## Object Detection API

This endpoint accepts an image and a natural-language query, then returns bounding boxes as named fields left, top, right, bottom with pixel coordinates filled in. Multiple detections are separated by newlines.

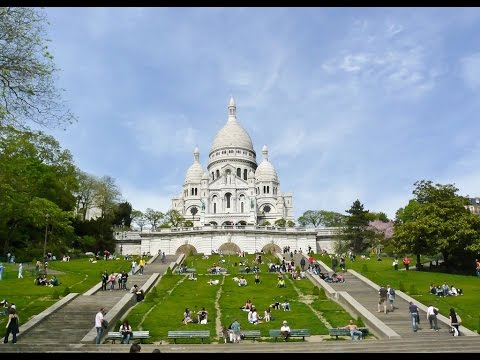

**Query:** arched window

left=237, top=168, right=241, bottom=177
left=195, top=188, right=198, bottom=196
left=225, top=193, right=231, bottom=208
left=263, top=186, right=266, bottom=193
left=241, top=202, right=244, bottom=213
left=244, top=169, right=247, bottom=180
left=267, top=186, right=270, bottom=194
left=216, top=169, right=220, bottom=178
left=211, top=172, right=214, bottom=180
left=214, top=203, right=217, bottom=214
left=191, top=188, right=194, bottom=195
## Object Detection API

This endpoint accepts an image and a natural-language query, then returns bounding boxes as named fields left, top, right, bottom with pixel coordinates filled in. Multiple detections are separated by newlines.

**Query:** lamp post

left=43, top=213, right=50, bottom=275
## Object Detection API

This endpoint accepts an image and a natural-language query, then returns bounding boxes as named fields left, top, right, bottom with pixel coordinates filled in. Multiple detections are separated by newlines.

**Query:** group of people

left=429, top=282, right=463, bottom=297
left=102, top=270, right=129, bottom=291
left=182, top=307, right=209, bottom=324
left=34, top=274, right=59, bottom=287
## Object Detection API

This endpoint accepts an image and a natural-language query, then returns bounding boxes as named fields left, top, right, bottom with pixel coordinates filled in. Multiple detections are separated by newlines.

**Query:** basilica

left=171, top=97, right=294, bottom=227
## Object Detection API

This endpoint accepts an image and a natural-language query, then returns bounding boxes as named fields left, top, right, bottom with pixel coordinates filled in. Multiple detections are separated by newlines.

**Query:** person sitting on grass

left=48, top=275, right=59, bottom=287
left=183, top=308, right=193, bottom=324
left=197, top=307, right=208, bottom=324
left=277, top=277, right=286, bottom=288
left=238, top=276, right=247, bottom=287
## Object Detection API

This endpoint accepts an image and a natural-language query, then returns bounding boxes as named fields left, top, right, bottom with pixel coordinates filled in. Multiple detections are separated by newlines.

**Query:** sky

left=43, top=7, right=480, bottom=221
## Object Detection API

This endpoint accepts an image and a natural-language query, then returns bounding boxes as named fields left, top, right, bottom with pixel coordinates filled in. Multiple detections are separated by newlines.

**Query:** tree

left=74, top=170, right=100, bottom=221
left=133, top=212, right=146, bottom=232
left=342, top=200, right=374, bottom=253
left=95, top=175, right=121, bottom=219
left=114, top=202, right=133, bottom=227
left=274, top=218, right=286, bottom=227
left=0, top=7, right=76, bottom=130
left=298, top=210, right=346, bottom=227
left=144, top=208, right=164, bottom=231
left=392, top=180, right=480, bottom=270
left=163, top=210, right=185, bottom=228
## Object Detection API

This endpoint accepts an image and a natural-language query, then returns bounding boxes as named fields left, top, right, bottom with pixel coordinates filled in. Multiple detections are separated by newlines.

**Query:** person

left=282, top=299, right=290, bottom=311
left=49, top=275, right=59, bottom=287
left=238, top=276, right=247, bottom=287
left=277, top=277, right=286, bottom=288
left=248, top=307, right=260, bottom=324
left=449, top=308, right=461, bottom=336
left=221, top=326, right=230, bottom=343
left=345, top=319, right=362, bottom=340
left=392, top=258, right=399, bottom=270
left=476, top=259, right=480, bottom=277
left=139, top=258, right=145, bottom=275
left=101, top=270, right=108, bottom=291
left=119, top=319, right=133, bottom=344
left=386, top=284, right=395, bottom=312
left=183, top=308, right=193, bottom=324
left=0, top=263, right=4, bottom=281
left=264, top=307, right=272, bottom=322
left=408, top=301, right=419, bottom=332
left=95, top=307, right=106, bottom=344
left=241, top=299, right=253, bottom=311
left=254, top=273, right=260, bottom=284
left=331, top=257, right=338, bottom=272
left=378, top=285, right=388, bottom=314
left=130, top=284, right=139, bottom=293
left=231, top=319, right=241, bottom=343
left=403, top=256, right=410, bottom=271
left=18, top=263, right=23, bottom=279
left=3, top=307, right=19, bottom=344
left=152, top=349, right=161, bottom=353
left=197, top=307, right=208, bottom=324
left=108, top=272, right=116, bottom=291
left=129, top=343, right=141, bottom=353
left=280, top=320, right=291, bottom=341
left=426, top=304, right=439, bottom=331
left=300, top=257, right=306, bottom=271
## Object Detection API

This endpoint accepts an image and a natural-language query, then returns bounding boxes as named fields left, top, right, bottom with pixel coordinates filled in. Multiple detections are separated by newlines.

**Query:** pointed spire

left=194, top=146, right=200, bottom=162
left=228, top=96, right=236, bottom=120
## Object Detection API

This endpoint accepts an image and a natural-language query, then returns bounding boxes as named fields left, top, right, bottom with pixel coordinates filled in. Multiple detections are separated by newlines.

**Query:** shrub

left=51, top=289, right=60, bottom=300
left=62, top=286, right=71, bottom=297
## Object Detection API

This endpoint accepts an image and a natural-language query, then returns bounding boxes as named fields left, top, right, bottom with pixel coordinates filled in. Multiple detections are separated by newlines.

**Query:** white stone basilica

left=171, top=97, right=294, bottom=226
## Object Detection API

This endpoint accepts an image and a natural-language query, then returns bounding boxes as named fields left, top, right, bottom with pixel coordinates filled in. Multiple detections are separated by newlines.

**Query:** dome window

left=243, top=169, right=247, bottom=180
left=264, top=205, right=271, bottom=213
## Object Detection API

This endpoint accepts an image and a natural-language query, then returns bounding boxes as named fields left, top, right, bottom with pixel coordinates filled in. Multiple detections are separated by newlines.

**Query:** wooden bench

left=241, top=330, right=261, bottom=342
left=269, top=329, right=310, bottom=341
left=167, top=330, right=210, bottom=344
left=106, top=330, right=150, bottom=344
left=328, top=327, right=369, bottom=340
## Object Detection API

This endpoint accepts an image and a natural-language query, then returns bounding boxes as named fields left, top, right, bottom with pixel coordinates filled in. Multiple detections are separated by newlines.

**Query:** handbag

left=101, top=319, right=109, bottom=329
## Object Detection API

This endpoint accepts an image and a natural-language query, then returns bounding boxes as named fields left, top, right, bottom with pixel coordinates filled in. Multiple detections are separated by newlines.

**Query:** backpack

left=389, top=288, right=395, bottom=296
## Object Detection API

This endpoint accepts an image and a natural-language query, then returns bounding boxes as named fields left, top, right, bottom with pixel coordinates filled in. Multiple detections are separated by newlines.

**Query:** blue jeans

left=121, top=333, right=131, bottom=344
left=95, top=327, right=103, bottom=344
left=411, top=313, right=418, bottom=331
left=350, top=329, right=362, bottom=340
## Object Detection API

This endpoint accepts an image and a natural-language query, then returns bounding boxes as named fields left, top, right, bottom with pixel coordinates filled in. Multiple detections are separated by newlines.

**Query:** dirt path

left=214, top=275, right=226, bottom=343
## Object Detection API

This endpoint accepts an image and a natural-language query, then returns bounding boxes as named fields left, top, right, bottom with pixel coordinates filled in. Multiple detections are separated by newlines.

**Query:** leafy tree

left=342, top=200, right=374, bottom=253
left=130, top=210, right=144, bottom=229
left=95, top=175, right=121, bottom=219
left=113, top=201, right=133, bottom=227
left=274, top=218, right=286, bottom=227
left=298, top=210, right=346, bottom=227
left=163, top=210, right=185, bottom=228
left=74, top=170, right=101, bottom=221
left=287, top=220, right=295, bottom=227
left=366, top=211, right=390, bottom=222
left=392, top=180, right=480, bottom=269
left=0, top=7, right=76, bottom=130
left=144, top=208, right=164, bottom=231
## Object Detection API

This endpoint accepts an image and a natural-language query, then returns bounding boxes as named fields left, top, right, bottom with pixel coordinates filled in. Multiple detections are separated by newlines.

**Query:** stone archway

left=175, top=244, right=198, bottom=256
left=262, top=243, right=281, bottom=254
left=218, top=242, right=241, bottom=254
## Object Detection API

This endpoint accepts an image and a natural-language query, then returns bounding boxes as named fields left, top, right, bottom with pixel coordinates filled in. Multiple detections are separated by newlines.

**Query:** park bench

left=106, top=330, right=150, bottom=344
left=167, top=330, right=210, bottom=344
left=241, top=329, right=261, bottom=342
left=328, top=327, right=369, bottom=340
left=269, top=329, right=311, bottom=341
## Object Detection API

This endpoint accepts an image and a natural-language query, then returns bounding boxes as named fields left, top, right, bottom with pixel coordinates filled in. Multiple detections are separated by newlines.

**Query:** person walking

left=17, top=263, right=23, bottom=279
left=300, top=257, right=306, bottom=271
left=386, top=285, right=396, bottom=312
left=378, top=285, right=388, bottom=314
left=408, top=301, right=419, bottom=332
left=231, top=319, right=241, bottom=343
left=426, top=304, right=439, bottom=331
left=403, top=256, right=410, bottom=271
left=449, top=308, right=461, bottom=336
left=101, top=270, right=108, bottom=291
left=3, top=308, right=19, bottom=344
left=345, top=319, right=363, bottom=340
left=95, top=307, right=106, bottom=344
left=0, top=263, right=4, bottom=281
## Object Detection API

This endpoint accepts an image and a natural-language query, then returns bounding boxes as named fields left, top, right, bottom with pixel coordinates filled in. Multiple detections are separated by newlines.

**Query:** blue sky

left=44, top=7, right=480, bottom=220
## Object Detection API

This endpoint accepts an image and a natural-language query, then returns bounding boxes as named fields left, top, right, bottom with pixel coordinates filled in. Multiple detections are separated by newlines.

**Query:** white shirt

left=95, top=311, right=104, bottom=328
left=426, top=305, right=438, bottom=317
left=280, top=325, right=290, bottom=332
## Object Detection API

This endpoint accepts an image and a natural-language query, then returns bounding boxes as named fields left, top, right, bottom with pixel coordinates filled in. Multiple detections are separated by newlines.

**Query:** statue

left=250, top=198, right=255, bottom=209
left=201, top=199, right=205, bottom=211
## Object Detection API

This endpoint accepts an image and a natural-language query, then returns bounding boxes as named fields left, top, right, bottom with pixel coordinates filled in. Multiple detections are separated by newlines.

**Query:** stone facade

left=171, top=97, right=293, bottom=226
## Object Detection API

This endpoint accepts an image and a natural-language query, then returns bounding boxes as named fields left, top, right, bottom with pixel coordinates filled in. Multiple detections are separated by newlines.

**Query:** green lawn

left=0, top=257, right=139, bottom=328
left=316, top=254, right=480, bottom=332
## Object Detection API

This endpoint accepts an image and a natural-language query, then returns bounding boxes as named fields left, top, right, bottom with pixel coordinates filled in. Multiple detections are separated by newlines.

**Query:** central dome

left=210, top=97, right=254, bottom=153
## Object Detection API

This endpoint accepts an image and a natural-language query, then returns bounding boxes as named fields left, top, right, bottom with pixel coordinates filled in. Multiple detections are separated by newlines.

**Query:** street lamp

left=43, top=213, right=50, bottom=275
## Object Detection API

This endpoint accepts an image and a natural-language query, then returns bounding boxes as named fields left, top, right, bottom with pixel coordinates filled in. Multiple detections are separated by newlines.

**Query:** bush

left=51, top=289, right=60, bottom=300
left=62, top=286, right=71, bottom=297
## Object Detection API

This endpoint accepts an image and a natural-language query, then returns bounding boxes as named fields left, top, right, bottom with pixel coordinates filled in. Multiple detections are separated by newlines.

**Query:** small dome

left=184, top=147, right=204, bottom=184
left=255, top=145, right=278, bottom=182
